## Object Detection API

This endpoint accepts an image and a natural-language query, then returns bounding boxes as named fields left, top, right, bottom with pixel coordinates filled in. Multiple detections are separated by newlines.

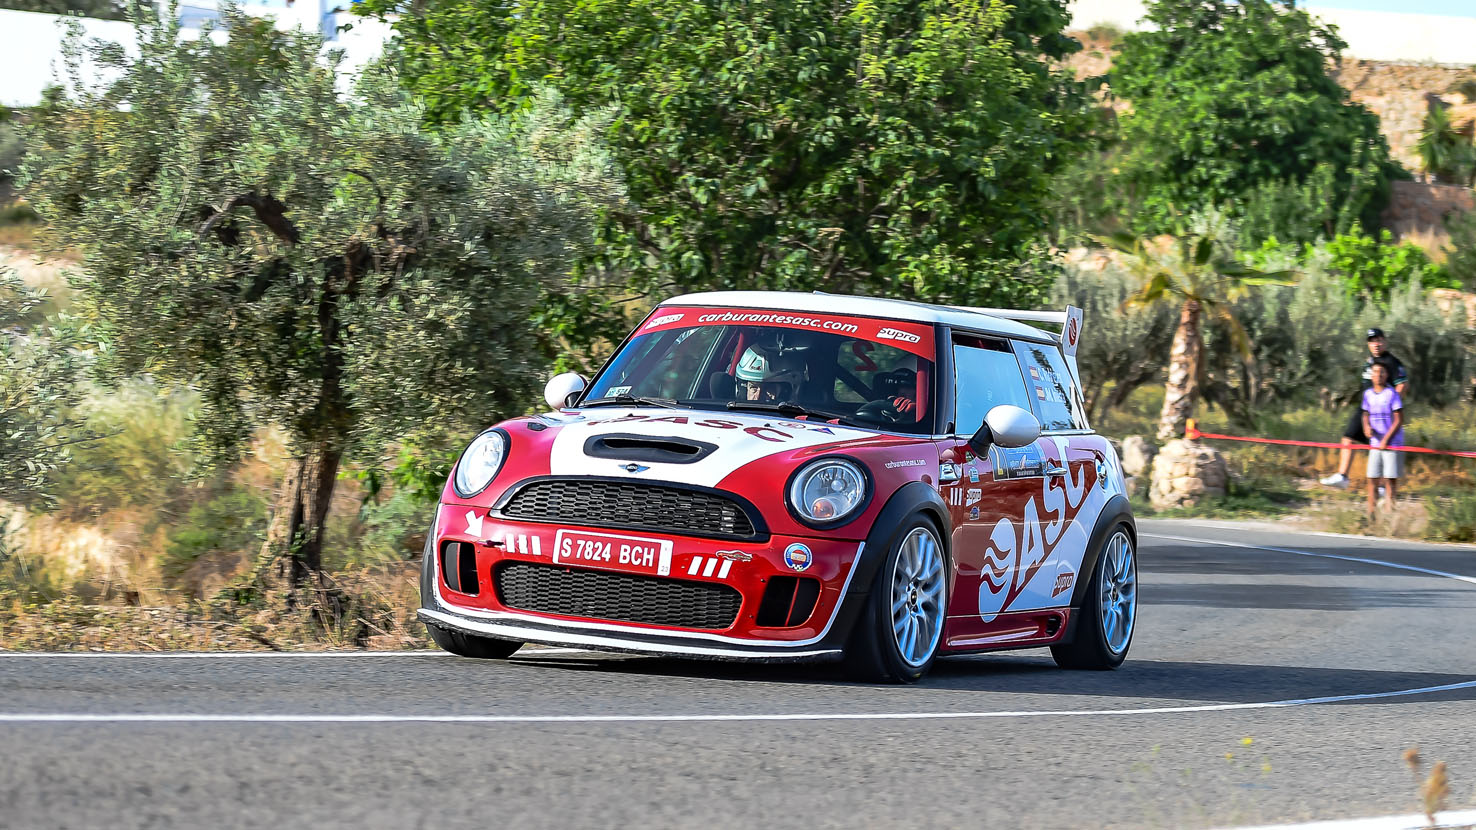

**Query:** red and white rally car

left=419, top=292, right=1137, bottom=682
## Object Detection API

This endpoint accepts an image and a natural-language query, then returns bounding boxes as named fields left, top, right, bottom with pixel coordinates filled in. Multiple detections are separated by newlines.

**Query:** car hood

left=537, top=407, right=889, bottom=488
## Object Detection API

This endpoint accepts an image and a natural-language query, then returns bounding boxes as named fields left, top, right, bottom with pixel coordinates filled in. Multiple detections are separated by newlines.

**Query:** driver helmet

left=735, top=345, right=806, bottom=402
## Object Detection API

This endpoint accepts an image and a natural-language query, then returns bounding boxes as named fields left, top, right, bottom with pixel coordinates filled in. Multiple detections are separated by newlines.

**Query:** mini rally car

left=419, top=292, right=1137, bottom=682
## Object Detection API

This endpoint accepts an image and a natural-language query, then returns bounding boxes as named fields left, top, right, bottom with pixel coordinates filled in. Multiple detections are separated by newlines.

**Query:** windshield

left=584, top=307, right=938, bottom=434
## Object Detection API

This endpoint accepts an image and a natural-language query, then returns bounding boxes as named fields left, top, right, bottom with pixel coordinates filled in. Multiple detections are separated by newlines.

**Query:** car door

left=1003, top=339, right=1101, bottom=613
left=937, top=333, right=1050, bottom=646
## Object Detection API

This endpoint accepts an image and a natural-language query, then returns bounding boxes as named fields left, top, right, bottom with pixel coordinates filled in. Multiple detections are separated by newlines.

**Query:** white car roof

left=663, top=290, right=1058, bottom=343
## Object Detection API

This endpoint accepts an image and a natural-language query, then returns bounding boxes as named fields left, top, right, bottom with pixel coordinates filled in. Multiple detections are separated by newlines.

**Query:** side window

left=1013, top=341, right=1087, bottom=431
left=951, top=335, right=1033, bottom=434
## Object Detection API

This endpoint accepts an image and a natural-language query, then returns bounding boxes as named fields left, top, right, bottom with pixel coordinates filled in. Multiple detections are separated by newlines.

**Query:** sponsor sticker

left=965, top=488, right=982, bottom=507
left=876, top=327, right=922, bottom=344
left=969, top=506, right=980, bottom=521
left=1053, top=571, right=1075, bottom=598
left=783, top=542, right=813, bottom=572
left=606, top=385, right=632, bottom=396
left=643, top=313, right=685, bottom=329
left=968, top=466, right=979, bottom=483
left=990, top=444, right=1046, bottom=480
left=884, top=459, right=927, bottom=469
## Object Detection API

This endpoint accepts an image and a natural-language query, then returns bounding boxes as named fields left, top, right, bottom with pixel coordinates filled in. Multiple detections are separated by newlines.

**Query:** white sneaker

left=1320, top=473, right=1350, bottom=489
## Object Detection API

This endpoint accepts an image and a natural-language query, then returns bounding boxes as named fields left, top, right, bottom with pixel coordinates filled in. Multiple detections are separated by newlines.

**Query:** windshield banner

left=638, top=306, right=936, bottom=359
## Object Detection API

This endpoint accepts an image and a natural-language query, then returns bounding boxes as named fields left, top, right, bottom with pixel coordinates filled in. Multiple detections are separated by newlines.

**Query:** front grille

left=494, top=562, right=742, bottom=630
left=499, top=478, right=760, bottom=539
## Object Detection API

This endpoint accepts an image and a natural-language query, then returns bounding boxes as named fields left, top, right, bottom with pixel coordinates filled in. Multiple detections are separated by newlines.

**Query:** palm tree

left=1097, top=228, right=1292, bottom=441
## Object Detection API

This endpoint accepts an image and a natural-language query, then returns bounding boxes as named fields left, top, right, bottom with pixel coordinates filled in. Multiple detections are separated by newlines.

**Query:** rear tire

left=1051, top=525, right=1136, bottom=670
left=427, top=624, right=523, bottom=659
left=843, top=517, right=948, bottom=683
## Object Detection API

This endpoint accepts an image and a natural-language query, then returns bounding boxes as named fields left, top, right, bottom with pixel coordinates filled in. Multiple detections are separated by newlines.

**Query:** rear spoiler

left=951, top=305, right=1083, bottom=358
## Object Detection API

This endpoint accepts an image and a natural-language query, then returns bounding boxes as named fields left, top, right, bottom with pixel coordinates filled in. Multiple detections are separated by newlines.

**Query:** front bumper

left=420, top=503, right=866, bottom=662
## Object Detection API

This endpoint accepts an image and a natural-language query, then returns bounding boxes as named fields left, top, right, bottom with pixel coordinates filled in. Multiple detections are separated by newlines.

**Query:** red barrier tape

left=1184, top=419, right=1476, bottom=460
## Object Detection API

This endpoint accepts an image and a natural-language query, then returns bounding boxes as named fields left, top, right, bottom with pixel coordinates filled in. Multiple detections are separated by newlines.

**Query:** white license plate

left=552, top=529, right=674, bottom=576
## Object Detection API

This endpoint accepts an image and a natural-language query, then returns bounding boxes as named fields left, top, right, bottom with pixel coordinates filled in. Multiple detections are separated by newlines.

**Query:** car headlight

left=788, top=458, right=869, bottom=526
left=453, top=430, right=508, bottom=498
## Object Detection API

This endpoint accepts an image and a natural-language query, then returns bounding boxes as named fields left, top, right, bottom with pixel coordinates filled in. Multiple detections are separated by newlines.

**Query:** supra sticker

left=1052, top=570, right=1075, bottom=598
left=783, top=543, right=813, bottom=572
left=876, top=327, right=921, bottom=343
left=643, top=313, right=684, bottom=329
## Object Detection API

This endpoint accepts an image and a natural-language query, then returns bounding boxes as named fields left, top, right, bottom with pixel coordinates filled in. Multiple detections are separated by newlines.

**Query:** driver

left=735, top=345, right=807, bottom=402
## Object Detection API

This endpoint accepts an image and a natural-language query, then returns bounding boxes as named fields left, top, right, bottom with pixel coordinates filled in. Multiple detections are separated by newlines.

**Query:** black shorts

left=1342, top=407, right=1368, bottom=444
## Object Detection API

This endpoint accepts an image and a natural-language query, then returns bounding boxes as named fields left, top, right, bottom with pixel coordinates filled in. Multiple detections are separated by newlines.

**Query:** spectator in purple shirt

left=1362, top=363, right=1404, bottom=515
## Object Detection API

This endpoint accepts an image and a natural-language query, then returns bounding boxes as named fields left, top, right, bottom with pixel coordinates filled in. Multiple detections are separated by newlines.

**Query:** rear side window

left=951, top=335, right=1033, bottom=434
left=1013, top=341, right=1087, bottom=431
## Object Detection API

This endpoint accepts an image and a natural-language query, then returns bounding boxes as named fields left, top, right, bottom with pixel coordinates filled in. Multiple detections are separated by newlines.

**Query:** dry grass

left=0, top=563, right=430, bottom=652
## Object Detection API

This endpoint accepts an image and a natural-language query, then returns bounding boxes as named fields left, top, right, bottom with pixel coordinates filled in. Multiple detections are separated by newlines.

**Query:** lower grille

left=494, top=562, right=742, bottom=630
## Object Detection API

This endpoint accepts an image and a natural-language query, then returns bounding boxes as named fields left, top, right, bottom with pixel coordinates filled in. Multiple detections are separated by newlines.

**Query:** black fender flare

left=1061, top=494, right=1136, bottom=641
left=822, top=481, right=953, bottom=647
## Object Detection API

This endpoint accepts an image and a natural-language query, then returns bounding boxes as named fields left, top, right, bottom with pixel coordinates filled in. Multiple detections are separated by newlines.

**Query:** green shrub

left=1447, top=209, right=1476, bottom=290
left=1202, top=259, right=1361, bottom=420
left=1323, top=226, right=1456, bottom=301
left=1373, top=280, right=1473, bottom=408
left=1428, top=490, right=1476, bottom=543
left=53, top=380, right=200, bottom=521
left=161, top=486, right=267, bottom=590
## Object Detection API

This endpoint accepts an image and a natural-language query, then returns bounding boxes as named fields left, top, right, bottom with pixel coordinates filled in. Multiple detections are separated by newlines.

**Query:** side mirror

left=544, top=372, right=587, bottom=410
left=967, top=404, right=1041, bottom=455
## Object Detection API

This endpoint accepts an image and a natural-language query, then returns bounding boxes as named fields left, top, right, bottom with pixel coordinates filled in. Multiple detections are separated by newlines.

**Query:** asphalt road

left=2, top=519, right=1474, bottom=830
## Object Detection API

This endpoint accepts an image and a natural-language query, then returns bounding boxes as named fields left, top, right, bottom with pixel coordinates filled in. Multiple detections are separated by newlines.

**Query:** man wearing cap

left=1320, top=328, right=1409, bottom=488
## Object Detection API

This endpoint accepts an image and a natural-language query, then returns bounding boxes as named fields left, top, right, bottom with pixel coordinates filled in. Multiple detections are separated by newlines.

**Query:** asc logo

left=876, top=327, right=921, bottom=343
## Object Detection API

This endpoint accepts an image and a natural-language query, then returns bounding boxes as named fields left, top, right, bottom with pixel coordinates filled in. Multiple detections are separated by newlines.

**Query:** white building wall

left=1068, top=0, right=1476, bottom=66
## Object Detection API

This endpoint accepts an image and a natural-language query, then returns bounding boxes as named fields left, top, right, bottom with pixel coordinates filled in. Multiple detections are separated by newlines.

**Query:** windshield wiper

left=582, top=394, right=685, bottom=409
left=726, top=400, right=856, bottom=425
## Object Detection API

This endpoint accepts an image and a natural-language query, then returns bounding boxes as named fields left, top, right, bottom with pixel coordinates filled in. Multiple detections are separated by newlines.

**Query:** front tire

left=427, top=624, right=523, bottom=659
left=844, top=517, right=948, bottom=683
left=1051, top=525, right=1136, bottom=670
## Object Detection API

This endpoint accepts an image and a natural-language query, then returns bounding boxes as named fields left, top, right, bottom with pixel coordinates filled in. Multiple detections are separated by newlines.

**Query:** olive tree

left=21, top=13, right=621, bottom=588
left=0, top=271, right=82, bottom=508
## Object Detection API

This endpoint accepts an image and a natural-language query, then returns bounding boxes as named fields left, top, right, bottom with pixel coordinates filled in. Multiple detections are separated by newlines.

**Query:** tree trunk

left=1157, top=299, right=1202, bottom=441
left=258, top=440, right=343, bottom=590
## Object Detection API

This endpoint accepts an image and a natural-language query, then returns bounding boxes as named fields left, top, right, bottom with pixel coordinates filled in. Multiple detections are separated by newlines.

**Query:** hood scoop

left=583, top=434, right=719, bottom=465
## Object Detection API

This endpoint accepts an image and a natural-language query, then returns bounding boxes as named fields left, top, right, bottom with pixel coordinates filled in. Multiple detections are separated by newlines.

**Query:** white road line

left=1141, top=533, right=1476, bottom=587
left=1218, top=808, right=1476, bottom=830
left=0, top=648, right=592, bottom=659
left=2, top=533, right=1473, bottom=726
left=2, top=677, right=1474, bottom=724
